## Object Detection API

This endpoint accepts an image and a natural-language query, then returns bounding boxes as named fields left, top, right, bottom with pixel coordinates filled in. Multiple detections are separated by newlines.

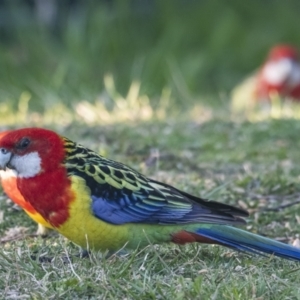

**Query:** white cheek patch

left=10, top=152, right=42, bottom=178
left=263, top=59, right=294, bottom=85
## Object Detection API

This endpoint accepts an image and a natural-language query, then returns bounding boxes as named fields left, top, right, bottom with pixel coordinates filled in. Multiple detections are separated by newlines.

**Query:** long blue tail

left=195, top=225, right=300, bottom=261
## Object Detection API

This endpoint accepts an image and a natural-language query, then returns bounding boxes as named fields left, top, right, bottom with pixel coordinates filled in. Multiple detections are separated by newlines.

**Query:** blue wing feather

left=90, top=180, right=246, bottom=225
left=64, top=139, right=248, bottom=226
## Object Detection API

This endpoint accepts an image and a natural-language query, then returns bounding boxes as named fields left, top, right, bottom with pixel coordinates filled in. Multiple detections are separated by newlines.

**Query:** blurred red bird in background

left=232, top=44, right=300, bottom=110
left=256, top=45, right=300, bottom=100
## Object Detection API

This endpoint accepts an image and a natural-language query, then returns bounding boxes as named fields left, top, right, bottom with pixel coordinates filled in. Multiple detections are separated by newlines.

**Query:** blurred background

left=0, top=0, right=299, bottom=119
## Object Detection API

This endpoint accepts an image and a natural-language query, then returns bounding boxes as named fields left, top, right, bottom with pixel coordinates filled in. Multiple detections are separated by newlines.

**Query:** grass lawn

left=1, top=101, right=300, bottom=299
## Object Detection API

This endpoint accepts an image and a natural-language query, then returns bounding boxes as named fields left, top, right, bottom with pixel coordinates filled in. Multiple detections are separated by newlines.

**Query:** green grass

left=1, top=240, right=300, bottom=299
left=1, top=1, right=300, bottom=298
left=1, top=109, right=300, bottom=299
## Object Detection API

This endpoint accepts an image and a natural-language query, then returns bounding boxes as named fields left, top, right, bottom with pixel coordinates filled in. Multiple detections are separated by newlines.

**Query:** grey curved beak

left=0, top=148, right=12, bottom=170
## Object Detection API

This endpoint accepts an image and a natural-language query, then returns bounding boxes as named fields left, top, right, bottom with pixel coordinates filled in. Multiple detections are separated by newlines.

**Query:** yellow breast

left=56, top=176, right=130, bottom=251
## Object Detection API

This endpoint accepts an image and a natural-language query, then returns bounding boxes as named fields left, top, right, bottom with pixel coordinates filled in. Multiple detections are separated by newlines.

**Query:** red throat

left=16, top=166, right=75, bottom=228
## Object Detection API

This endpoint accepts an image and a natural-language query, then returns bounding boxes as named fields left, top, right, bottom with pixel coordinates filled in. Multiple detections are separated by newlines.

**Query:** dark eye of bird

left=17, top=137, right=31, bottom=150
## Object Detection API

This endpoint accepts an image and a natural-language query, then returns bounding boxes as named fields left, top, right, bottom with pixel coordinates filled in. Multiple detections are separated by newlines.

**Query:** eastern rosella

left=0, top=131, right=51, bottom=236
left=232, top=44, right=300, bottom=109
left=0, top=128, right=299, bottom=261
